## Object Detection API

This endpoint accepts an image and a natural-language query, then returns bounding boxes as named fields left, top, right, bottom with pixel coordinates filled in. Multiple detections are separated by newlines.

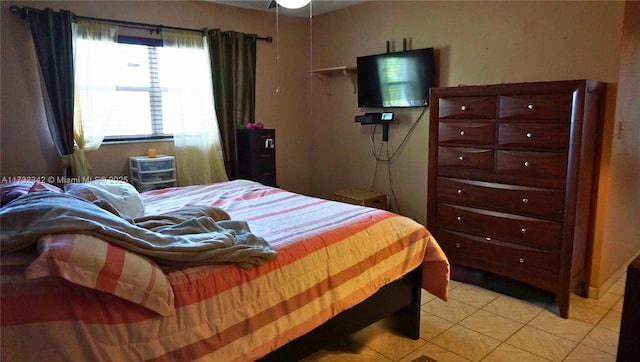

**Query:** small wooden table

left=333, top=188, right=387, bottom=210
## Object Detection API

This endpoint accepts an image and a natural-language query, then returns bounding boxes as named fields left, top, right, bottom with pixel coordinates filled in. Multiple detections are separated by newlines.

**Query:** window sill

left=102, top=138, right=174, bottom=145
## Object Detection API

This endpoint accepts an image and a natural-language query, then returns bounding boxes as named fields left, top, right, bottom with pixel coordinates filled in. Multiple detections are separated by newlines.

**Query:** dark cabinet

left=427, top=80, right=606, bottom=318
left=237, top=129, right=276, bottom=187
left=617, top=256, right=640, bottom=360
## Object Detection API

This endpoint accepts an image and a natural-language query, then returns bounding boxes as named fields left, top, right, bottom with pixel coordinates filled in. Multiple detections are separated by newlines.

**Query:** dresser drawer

left=243, top=130, right=276, bottom=151
left=496, top=150, right=567, bottom=181
left=439, top=121, right=495, bottom=146
left=438, top=147, right=494, bottom=171
left=437, top=229, right=559, bottom=291
left=132, top=169, right=176, bottom=183
left=247, top=149, right=276, bottom=162
left=439, top=97, right=496, bottom=119
left=499, top=94, right=572, bottom=120
left=250, top=171, right=276, bottom=186
left=437, top=177, right=565, bottom=220
left=249, top=153, right=275, bottom=170
left=498, top=123, right=570, bottom=151
left=437, top=203, right=562, bottom=249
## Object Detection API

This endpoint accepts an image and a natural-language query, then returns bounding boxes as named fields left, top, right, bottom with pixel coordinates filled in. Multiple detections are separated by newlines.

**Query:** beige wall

left=310, top=0, right=624, bottom=216
left=590, top=0, right=640, bottom=294
left=2, top=0, right=638, bottom=294
left=1, top=0, right=313, bottom=194
left=309, top=0, right=637, bottom=292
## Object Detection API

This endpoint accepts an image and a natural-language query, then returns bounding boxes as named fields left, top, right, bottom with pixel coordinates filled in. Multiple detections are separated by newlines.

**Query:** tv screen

left=357, top=48, right=434, bottom=108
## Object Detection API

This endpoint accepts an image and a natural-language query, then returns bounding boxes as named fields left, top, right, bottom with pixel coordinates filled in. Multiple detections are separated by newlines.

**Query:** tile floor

left=303, top=273, right=626, bottom=362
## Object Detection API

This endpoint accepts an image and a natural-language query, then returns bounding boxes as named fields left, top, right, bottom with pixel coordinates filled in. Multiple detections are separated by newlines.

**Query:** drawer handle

left=460, top=105, right=467, bottom=111
left=455, top=243, right=461, bottom=248
left=521, top=227, right=527, bottom=234
left=460, top=130, right=466, bottom=136
left=519, top=257, right=525, bottom=263
left=456, top=216, right=463, bottom=222
left=522, top=198, right=529, bottom=204
left=524, top=161, right=530, bottom=167
left=526, top=132, right=533, bottom=138
left=457, top=189, right=463, bottom=195
left=458, top=156, right=464, bottom=161
left=527, top=104, right=534, bottom=110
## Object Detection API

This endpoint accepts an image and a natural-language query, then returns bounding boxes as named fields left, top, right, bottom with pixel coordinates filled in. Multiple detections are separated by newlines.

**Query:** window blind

left=102, top=41, right=170, bottom=141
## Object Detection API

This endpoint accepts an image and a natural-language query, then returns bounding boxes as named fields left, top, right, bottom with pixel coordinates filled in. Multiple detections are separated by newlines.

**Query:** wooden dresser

left=427, top=80, right=606, bottom=318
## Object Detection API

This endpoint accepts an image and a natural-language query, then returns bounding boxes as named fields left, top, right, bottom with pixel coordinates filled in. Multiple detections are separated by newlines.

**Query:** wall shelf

left=310, top=66, right=356, bottom=94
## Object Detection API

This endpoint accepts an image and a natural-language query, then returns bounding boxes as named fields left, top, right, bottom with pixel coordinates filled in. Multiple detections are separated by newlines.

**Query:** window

left=102, top=40, right=164, bottom=140
left=75, top=35, right=212, bottom=142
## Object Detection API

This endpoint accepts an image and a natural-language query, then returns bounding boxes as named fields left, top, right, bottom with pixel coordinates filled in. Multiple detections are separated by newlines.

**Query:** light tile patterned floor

left=302, top=274, right=625, bottom=362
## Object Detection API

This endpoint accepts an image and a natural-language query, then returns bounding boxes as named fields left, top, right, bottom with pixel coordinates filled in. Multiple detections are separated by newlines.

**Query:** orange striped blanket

left=1, top=180, right=449, bottom=361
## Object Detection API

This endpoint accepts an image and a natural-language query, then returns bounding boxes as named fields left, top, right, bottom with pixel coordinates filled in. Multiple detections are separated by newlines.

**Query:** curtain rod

left=9, top=5, right=273, bottom=43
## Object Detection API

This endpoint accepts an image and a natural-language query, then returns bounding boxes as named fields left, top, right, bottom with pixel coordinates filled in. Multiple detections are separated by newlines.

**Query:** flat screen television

left=357, top=48, right=434, bottom=108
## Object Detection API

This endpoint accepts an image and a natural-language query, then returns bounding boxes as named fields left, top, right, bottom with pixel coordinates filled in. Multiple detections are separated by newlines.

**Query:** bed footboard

left=258, top=266, right=422, bottom=361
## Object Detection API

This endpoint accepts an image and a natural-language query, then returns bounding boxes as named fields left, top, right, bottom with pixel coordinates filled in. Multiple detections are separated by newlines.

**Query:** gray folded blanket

left=0, top=192, right=277, bottom=269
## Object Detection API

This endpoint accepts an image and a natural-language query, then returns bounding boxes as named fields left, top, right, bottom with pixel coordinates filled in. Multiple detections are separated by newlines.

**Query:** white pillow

left=65, top=180, right=145, bottom=219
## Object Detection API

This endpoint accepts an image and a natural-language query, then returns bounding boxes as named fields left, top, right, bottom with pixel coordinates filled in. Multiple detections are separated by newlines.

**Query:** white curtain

left=72, top=20, right=118, bottom=177
left=160, top=29, right=228, bottom=186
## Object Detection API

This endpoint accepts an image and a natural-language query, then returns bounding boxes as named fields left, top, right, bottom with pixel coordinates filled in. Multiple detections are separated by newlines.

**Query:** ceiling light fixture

left=275, top=0, right=311, bottom=9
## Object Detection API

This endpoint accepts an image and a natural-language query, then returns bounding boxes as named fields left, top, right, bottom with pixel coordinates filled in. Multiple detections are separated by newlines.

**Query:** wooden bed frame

left=259, top=266, right=422, bottom=361
left=2, top=179, right=436, bottom=361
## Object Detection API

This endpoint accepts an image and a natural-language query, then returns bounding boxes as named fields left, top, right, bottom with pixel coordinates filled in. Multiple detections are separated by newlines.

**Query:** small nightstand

left=237, top=129, right=276, bottom=186
left=333, top=188, right=387, bottom=210
left=129, top=155, right=177, bottom=192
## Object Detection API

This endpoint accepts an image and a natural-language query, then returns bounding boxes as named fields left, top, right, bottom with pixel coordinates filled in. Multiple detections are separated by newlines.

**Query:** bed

left=1, top=179, right=449, bottom=361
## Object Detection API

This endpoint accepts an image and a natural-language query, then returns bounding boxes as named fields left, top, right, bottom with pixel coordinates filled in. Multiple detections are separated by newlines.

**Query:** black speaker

left=355, top=114, right=379, bottom=124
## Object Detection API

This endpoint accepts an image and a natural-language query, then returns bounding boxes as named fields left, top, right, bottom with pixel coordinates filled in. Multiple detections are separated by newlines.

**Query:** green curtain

left=24, top=8, right=76, bottom=176
left=207, top=29, right=257, bottom=180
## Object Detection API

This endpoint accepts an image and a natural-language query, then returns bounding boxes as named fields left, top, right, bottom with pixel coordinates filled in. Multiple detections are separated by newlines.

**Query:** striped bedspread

left=1, top=180, right=449, bottom=361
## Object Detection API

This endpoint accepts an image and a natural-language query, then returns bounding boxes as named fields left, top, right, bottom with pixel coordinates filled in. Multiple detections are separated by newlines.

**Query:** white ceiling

left=207, top=0, right=368, bottom=18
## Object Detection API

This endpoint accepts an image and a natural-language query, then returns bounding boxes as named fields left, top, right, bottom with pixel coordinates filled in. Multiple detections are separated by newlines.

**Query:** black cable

left=372, top=106, right=428, bottom=164
left=368, top=106, right=428, bottom=214
left=385, top=140, right=401, bottom=214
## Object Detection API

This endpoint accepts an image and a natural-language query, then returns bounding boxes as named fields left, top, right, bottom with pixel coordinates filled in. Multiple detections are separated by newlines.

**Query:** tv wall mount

left=354, top=38, right=414, bottom=142
left=355, top=112, right=393, bottom=141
